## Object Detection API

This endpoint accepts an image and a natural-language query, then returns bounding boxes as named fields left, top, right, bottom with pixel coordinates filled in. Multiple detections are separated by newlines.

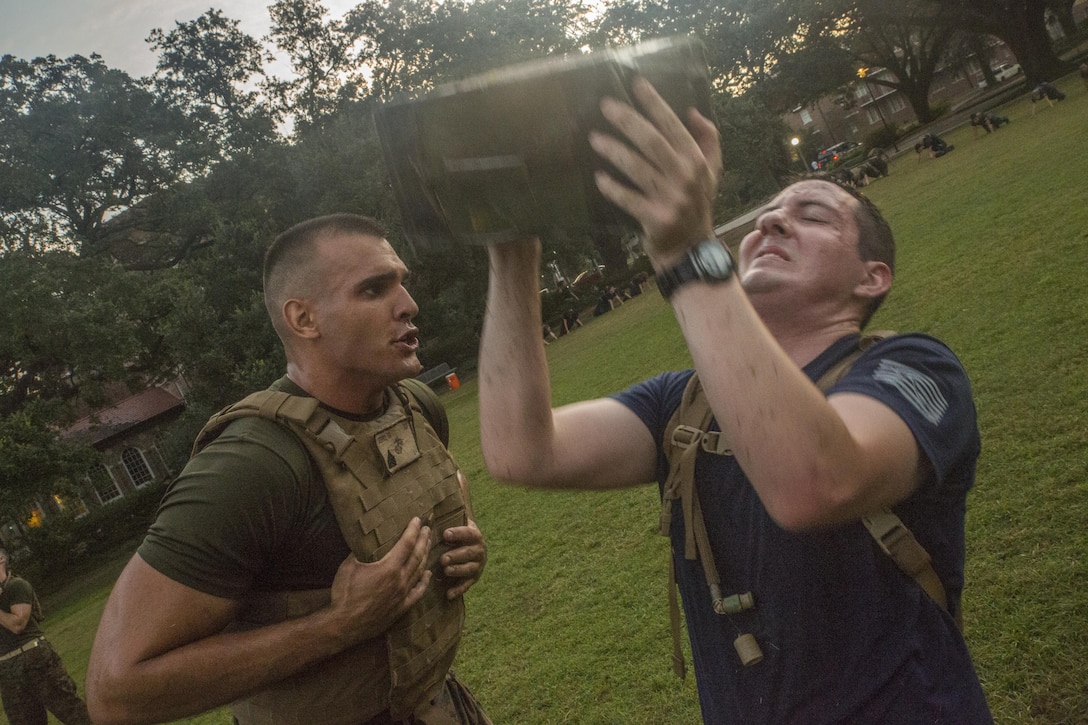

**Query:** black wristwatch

left=655, top=239, right=735, bottom=299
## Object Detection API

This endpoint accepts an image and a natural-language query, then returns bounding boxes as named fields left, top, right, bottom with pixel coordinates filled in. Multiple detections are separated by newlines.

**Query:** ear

left=854, top=260, right=892, bottom=302
left=282, top=298, right=320, bottom=340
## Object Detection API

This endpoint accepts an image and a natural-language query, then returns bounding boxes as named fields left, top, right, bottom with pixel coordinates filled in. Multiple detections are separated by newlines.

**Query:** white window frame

left=122, top=447, right=155, bottom=488
left=89, top=464, right=124, bottom=505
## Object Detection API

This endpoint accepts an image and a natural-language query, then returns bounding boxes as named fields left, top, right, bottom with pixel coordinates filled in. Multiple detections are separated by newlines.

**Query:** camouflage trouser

left=0, top=640, right=91, bottom=725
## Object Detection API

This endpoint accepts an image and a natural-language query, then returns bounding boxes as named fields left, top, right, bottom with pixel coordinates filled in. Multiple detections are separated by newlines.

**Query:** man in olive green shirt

left=0, top=548, right=91, bottom=725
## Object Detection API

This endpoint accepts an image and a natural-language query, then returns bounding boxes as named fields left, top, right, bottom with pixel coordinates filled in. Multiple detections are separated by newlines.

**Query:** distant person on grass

left=87, top=215, right=490, bottom=725
left=1030, top=81, right=1066, bottom=114
left=0, top=548, right=91, bottom=725
left=970, top=111, right=1010, bottom=137
left=478, top=77, right=991, bottom=722
left=562, top=307, right=583, bottom=334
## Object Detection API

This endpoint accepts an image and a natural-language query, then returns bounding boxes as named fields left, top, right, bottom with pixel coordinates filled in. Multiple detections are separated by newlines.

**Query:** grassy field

left=15, top=73, right=1088, bottom=724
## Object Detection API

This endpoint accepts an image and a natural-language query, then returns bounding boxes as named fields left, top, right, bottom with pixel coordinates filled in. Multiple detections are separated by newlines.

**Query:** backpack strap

left=659, top=332, right=958, bottom=675
left=661, top=374, right=759, bottom=676
left=810, top=332, right=956, bottom=627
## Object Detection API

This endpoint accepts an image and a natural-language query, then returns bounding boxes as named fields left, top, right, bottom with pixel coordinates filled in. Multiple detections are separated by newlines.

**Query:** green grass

left=14, top=74, right=1088, bottom=724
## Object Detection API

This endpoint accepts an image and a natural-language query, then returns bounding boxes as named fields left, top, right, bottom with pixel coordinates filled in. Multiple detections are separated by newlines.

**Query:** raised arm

left=87, top=519, right=433, bottom=725
left=478, top=240, right=657, bottom=490
left=591, top=78, right=922, bottom=531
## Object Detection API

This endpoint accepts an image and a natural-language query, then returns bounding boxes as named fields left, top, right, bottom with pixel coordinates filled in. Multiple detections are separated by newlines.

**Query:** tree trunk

left=901, top=83, right=935, bottom=123
left=970, top=35, right=998, bottom=87
left=592, top=230, right=629, bottom=277
left=1000, top=17, right=1068, bottom=82
left=989, top=0, right=1069, bottom=83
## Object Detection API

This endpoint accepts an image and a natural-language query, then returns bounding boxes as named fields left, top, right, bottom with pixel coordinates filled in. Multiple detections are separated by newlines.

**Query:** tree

left=927, top=0, right=1068, bottom=83
left=264, top=0, right=365, bottom=129
left=0, top=54, right=212, bottom=256
left=345, top=0, right=591, bottom=100
left=845, top=2, right=958, bottom=124
left=0, top=248, right=156, bottom=519
left=147, top=9, right=279, bottom=154
left=0, top=403, right=98, bottom=531
left=345, top=0, right=468, bottom=99
left=0, top=249, right=154, bottom=416
left=753, top=40, right=858, bottom=114
left=715, top=94, right=792, bottom=212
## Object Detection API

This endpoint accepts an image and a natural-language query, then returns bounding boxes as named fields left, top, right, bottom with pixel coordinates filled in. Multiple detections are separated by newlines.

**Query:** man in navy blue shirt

left=478, top=77, right=991, bottom=722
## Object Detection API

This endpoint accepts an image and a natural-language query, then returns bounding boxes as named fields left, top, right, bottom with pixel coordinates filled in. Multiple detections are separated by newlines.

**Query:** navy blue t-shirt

left=614, top=334, right=992, bottom=724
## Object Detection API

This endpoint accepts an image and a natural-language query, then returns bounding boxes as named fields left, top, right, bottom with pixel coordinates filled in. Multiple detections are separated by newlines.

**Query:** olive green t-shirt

left=138, top=378, right=350, bottom=599
left=0, top=576, right=43, bottom=653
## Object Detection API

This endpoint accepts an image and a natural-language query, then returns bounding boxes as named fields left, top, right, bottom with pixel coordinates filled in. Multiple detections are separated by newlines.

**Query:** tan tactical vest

left=194, top=383, right=466, bottom=724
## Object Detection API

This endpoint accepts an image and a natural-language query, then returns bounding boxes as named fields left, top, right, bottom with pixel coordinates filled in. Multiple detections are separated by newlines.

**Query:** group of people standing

left=3, top=59, right=1009, bottom=725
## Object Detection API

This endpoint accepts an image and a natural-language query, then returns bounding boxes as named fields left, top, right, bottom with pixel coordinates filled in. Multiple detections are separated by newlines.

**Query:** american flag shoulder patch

left=872, top=359, right=948, bottom=425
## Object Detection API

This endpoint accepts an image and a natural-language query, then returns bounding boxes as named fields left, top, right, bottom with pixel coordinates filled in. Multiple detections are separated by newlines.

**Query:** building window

left=866, top=107, right=882, bottom=125
left=53, top=493, right=89, bottom=518
left=122, top=447, right=155, bottom=487
left=800, top=109, right=812, bottom=125
left=887, top=95, right=907, bottom=113
left=854, top=85, right=869, bottom=100
left=89, top=464, right=123, bottom=504
left=26, top=506, right=44, bottom=528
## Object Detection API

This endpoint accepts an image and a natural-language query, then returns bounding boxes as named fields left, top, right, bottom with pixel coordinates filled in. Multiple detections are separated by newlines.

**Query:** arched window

left=122, top=447, right=155, bottom=487
left=89, top=464, right=123, bottom=504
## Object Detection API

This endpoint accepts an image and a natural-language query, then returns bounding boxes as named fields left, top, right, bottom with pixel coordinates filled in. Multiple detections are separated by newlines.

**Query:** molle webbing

left=196, top=383, right=466, bottom=722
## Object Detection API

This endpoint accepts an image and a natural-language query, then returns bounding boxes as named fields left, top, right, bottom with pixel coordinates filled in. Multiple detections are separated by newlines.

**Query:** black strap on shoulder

left=659, top=331, right=959, bottom=675
left=399, top=377, right=450, bottom=449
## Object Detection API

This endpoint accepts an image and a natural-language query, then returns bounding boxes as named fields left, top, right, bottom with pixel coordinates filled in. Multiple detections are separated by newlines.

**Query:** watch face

left=696, top=242, right=734, bottom=279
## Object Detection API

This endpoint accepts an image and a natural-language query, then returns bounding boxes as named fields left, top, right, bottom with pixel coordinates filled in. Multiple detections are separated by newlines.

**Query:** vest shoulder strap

left=194, top=381, right=450, bottom=457
left=397, top=378, right=450, bottom=449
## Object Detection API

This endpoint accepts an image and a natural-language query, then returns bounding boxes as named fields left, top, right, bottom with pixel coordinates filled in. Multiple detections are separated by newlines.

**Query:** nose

left=396, top=284, right=420, bottom=321
left=756, top=207, right=790, bottom=238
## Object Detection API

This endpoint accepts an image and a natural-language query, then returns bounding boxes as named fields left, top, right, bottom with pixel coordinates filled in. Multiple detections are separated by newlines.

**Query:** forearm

left=669, top=282, right=870, bottom=528
left=0, top=607, right=29, bottom=634
left=89, top=606, right=349, bottom=724
left=478, top=240, right=560, bottom=483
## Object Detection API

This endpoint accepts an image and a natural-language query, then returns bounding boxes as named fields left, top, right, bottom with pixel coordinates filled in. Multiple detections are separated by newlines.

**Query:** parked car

left=991, top=63, right=1022, bottom=82
left=815, top=141, right=859, bottom=169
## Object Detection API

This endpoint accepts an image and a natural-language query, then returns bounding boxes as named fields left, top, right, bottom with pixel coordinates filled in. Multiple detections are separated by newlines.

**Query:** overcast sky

left=0, top=0, right=359, bottom=78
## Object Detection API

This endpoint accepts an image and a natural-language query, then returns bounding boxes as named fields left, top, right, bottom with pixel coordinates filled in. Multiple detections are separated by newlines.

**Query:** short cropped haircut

left=263, top=214, right=388, bottom=337
left=811, top=176, right=896, bottom=328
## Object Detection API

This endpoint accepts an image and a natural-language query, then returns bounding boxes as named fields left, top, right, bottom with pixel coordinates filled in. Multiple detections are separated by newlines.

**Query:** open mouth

left=755, top=245, right=790, bottom=262
left=396, top=329, right=420, bottom=349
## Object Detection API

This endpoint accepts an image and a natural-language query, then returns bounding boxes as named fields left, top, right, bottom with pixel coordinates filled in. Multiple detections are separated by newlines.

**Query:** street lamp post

left=790, top=136, right=806, bottom=172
